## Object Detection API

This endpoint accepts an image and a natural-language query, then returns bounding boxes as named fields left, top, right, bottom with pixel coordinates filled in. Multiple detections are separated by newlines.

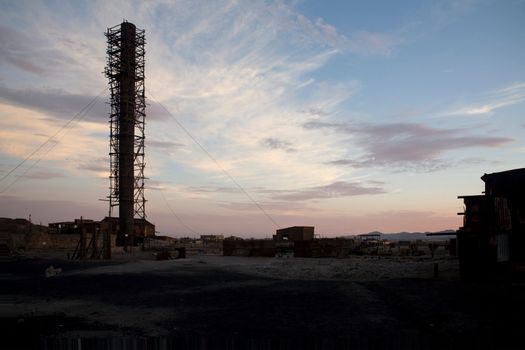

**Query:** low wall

left=223, top=240, right=275, bottom=257
left=21, top=232, right=119, bottom=251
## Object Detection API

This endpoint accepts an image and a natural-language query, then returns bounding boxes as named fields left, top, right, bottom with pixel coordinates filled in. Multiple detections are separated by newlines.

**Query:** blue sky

left=0, top=0, right=524, bottom=237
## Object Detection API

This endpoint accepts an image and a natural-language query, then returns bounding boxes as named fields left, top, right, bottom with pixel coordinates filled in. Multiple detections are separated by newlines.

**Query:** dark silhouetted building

left=458, top=168, right=525, bottom=280
left=273, top=226, right=314, bottom=242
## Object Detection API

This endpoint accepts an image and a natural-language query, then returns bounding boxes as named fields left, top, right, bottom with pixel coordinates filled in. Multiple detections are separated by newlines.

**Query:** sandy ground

left=1, top=253, right=524, bottom=349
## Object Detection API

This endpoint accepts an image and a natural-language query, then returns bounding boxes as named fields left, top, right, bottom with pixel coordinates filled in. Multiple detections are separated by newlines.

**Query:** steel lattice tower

left=105, top=21, right=146, bottom=246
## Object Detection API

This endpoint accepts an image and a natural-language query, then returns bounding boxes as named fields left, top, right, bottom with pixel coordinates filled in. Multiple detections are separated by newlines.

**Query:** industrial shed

left=273, top=226, right=314, bottom=242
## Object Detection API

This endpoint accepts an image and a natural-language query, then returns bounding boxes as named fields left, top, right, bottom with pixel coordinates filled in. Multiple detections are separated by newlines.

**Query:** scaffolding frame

left=104, top=22, right=147, bottom=223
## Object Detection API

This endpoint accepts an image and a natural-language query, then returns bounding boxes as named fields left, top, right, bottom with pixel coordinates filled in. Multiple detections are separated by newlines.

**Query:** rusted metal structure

left=105, top=21, right=147, bottom=247
left=457, top=168, right=525, bottom=280
left=61, top=217, right=109, bottom=260
left=48, top=216, right=153, bottom=259
left=49, top=219, right=96, bottom=234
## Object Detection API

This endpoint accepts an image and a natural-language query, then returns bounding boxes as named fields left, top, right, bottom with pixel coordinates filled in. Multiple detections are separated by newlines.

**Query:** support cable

left=147, top=92, right=280, bottom=229
left=0, top=88, right=106, bottom=193
left=154, top=180, right=200, bottom=235
left=146, top=158, right=200, bottom=235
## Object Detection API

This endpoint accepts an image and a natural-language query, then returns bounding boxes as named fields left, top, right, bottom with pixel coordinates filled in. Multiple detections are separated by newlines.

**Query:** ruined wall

left=22, top=232, right=118, bottom=250
left=223, top=239, right=276, bottom=257
left=294, top=239, right=356, bottom=258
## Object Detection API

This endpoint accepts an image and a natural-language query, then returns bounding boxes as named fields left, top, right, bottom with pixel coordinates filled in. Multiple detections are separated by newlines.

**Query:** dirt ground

left=1, top=253, right=524, bottom=349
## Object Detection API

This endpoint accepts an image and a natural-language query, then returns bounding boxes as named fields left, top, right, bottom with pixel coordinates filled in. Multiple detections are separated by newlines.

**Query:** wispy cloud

left=443, top=82, right=525, bottom=116
left=0, top=103, right=107, bottom=170
left=183, top=180, right=385, bottom=203
left=0, top=25, right=63, bottom=75
left=267, top=181, right=386, bottom=201
left=0, top=85, right=106, bottom=123
left=148, top=140, right=184, bottom=155
left=280, top=7, right=402, bottom=56
left=17, top=170, right=65, bottom=180
left=186, top=185, right=243, bottom=194
left=259, top=137, right=296, bottom=152
left=346, top=31, right=402, bottom=56
left=146, top=180, right=174, bottom=192
left=0, top=16, right=106, bottom=92
left=218, top=200, right=311, bottom=213
left=0, top=85, right=173, bottom=124
left=305, top=121, right=512, bottom=171
left=302, top=107, right=330, bottom=116
left=76, top=157, right=108, bottom=173
left=328, top=158, right=452, bottom=173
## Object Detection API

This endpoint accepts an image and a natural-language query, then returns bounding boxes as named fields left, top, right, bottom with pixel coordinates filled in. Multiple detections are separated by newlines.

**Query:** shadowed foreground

left=1, top=255, right=523, bottom=349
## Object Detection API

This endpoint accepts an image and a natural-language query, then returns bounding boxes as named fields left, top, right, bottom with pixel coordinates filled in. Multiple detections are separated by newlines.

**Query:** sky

left=0, top=0, right=524, bottom=237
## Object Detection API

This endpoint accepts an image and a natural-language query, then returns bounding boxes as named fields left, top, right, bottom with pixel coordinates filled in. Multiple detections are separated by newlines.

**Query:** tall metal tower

left=105, top=21, right=146, bottom=246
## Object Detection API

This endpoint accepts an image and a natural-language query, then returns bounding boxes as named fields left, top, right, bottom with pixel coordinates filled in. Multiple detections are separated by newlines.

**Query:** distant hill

left=341, top=229, right=456, bottom=241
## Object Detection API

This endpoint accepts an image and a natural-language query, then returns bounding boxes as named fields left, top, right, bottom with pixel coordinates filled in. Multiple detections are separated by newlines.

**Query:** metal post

left=79, top=217, right=86, bottom=259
